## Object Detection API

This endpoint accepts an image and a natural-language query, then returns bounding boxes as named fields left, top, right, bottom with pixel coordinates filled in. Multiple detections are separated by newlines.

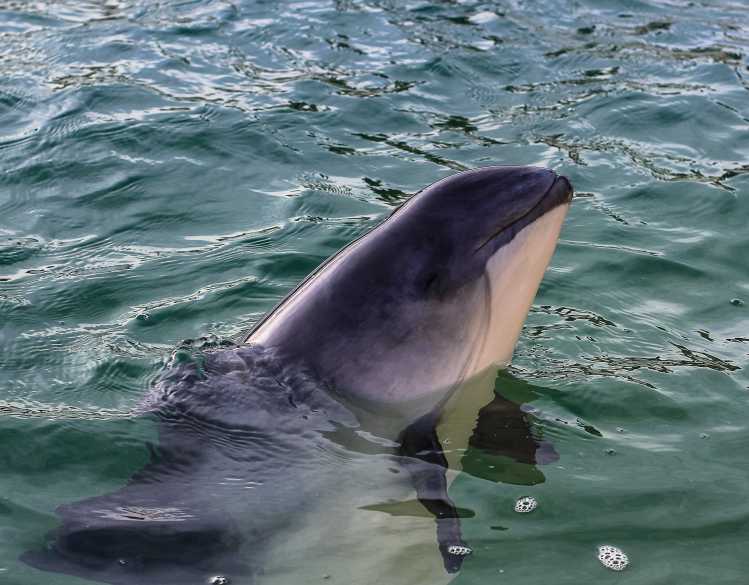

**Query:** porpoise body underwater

left=22, top=165, right=573, bottom=585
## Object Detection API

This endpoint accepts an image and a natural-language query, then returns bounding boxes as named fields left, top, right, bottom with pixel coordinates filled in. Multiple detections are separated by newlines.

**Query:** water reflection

left=459, top=372, right=558, bottom=487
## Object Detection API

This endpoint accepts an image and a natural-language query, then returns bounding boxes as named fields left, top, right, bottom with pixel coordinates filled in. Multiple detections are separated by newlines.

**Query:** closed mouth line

left=474, top=177, right=571, bottom=253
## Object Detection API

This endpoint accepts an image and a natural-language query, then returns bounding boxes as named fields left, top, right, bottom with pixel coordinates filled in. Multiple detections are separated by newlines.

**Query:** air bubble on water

left=447, top=545, right=472, bottom=556
left=514, top=496, right=537, bottom=513
left=597, top=545, right=629, bottom=571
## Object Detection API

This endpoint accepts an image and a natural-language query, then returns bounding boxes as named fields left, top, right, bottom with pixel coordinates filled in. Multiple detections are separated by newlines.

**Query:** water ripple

left=2, top=0, right=749, bottom=581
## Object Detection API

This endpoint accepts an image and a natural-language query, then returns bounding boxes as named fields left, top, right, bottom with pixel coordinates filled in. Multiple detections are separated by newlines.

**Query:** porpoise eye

left=423, top=272, right=440, bottom=294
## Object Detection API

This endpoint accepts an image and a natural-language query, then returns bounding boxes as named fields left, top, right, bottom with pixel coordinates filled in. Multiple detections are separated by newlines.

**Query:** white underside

left=470, top=204, right=570, bottom=376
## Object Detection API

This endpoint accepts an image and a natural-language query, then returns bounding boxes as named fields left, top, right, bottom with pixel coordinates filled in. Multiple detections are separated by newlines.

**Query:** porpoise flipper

left=398, top=412, right=470, bottom=573
left=21, top=432, right=254, bottom=585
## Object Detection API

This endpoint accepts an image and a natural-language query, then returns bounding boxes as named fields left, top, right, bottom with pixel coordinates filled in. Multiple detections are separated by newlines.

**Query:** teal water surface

left=1, top=0, right=748, bottom=583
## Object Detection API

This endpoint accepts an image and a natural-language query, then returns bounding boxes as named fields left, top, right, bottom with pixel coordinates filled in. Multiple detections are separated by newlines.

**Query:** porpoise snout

left=548, top=172, right=574, bottom=204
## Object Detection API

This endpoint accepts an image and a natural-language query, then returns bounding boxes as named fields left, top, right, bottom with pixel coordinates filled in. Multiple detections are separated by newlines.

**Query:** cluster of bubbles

left=514, top=496, right=538, bottom=513
left=597, top=545, right=629, bottom=571
left=447, top=545, right=473, bottom=556
left=512, top=498, right=629, bottom=571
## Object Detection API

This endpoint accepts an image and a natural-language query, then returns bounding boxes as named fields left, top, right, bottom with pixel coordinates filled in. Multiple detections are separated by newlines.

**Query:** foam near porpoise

left=597, top=545, right=629, bottom=571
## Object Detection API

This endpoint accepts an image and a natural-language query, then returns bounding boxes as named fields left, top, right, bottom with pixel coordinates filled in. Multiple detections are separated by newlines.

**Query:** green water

left=1, top=0, right=748, bottom=583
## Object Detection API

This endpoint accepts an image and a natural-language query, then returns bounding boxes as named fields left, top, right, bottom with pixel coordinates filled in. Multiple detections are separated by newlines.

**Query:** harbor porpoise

left=22, top=165, right=573, bottom=584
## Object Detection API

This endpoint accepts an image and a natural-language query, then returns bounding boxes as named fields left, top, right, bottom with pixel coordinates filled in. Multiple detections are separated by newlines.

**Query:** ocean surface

left=1, top=0, right=748, bottom=583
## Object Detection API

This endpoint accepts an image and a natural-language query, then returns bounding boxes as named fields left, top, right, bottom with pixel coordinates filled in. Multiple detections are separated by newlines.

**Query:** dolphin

left=21, top=165, right=572, bottom=584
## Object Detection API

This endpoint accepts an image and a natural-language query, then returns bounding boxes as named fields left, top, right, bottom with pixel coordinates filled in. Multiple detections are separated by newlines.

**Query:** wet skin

left=22, top=166, right=573, bottom=584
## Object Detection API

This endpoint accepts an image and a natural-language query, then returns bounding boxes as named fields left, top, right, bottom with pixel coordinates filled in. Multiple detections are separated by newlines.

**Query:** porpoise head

left=248, top=165, right=573, bottom=417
